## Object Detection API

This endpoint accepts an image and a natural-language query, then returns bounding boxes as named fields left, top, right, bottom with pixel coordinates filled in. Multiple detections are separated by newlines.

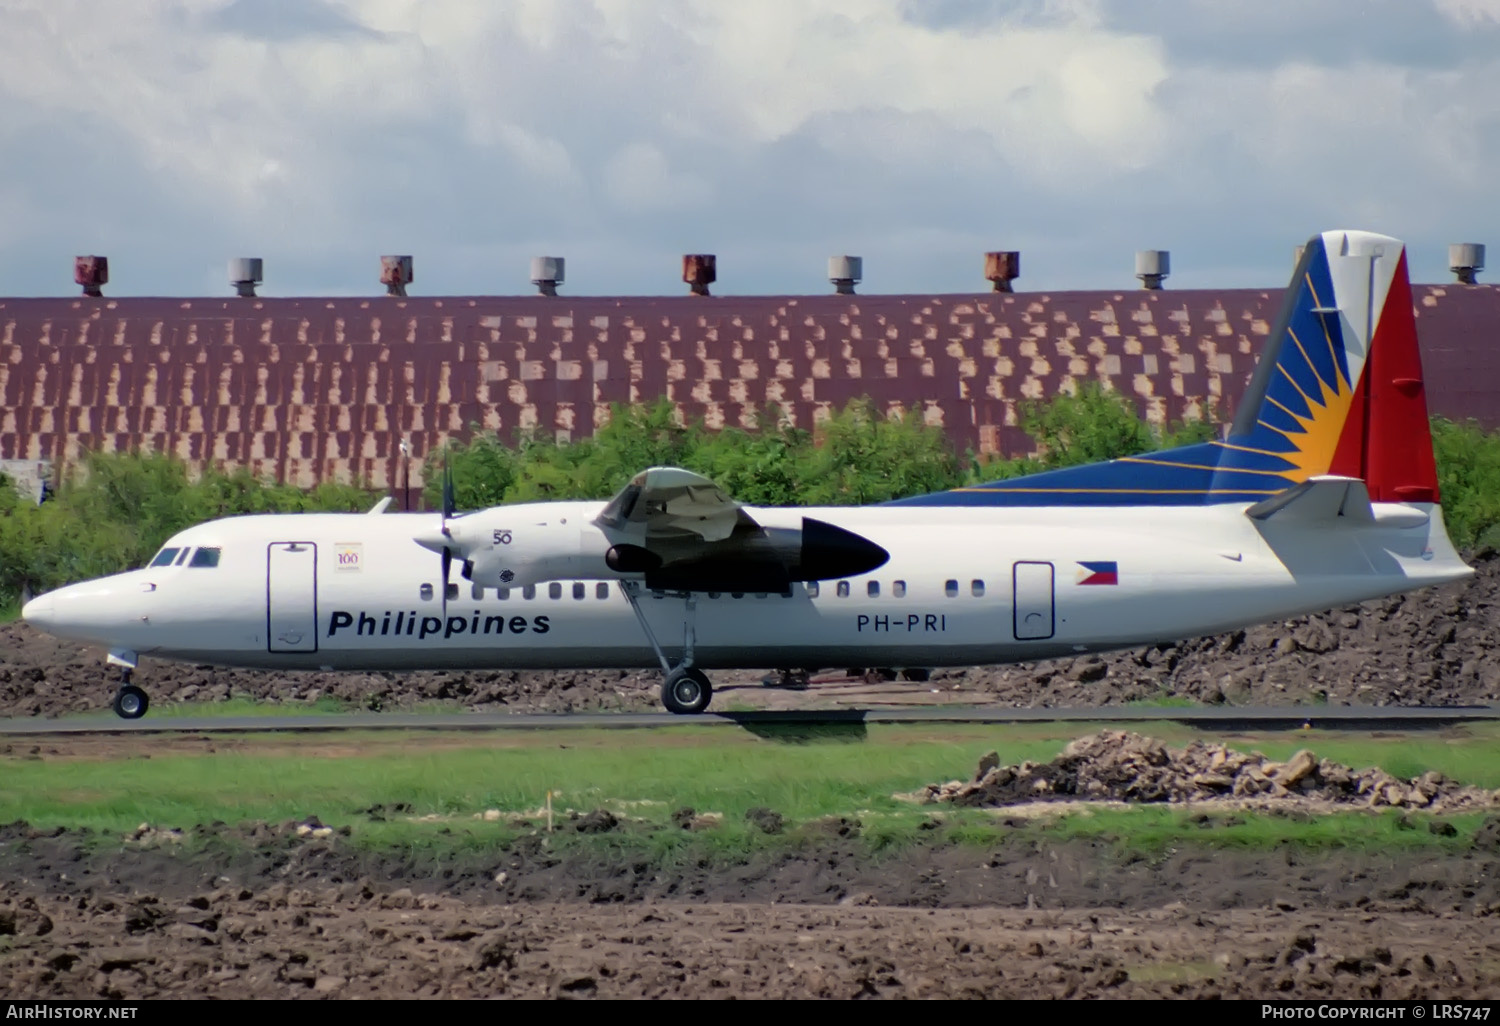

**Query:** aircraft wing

left=594, top=466, right=757, bottom=543
left=593, top=466, right=889, bottom=593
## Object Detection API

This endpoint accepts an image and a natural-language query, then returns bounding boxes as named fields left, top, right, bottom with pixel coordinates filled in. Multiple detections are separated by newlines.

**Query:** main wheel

left=661, top=668, right=713, bottom=715
left=113, top=685, right=149, bottom=720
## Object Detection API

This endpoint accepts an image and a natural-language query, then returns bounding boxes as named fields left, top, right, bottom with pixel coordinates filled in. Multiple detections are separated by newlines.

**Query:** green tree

left=1431, top=417, right=1500, bottom=548
left=687, top=413, right=812, bottom=507
left=968, top=384, right=1220, bottom=483
left=798, top=399, right=964, bottom=505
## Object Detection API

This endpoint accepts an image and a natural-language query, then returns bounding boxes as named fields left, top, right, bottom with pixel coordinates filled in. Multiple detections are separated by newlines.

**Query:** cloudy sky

left=1, top=0, right=1497, bottom=297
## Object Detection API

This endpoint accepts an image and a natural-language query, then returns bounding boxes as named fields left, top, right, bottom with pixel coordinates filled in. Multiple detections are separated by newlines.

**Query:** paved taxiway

left=1, top=704, right=1497, bottom=735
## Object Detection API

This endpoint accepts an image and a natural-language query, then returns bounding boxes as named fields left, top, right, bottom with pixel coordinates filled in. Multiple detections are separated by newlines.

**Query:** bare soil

left=3, top=815, right=1500, bottom=999
left=3, top=550, right=1499, bottom=720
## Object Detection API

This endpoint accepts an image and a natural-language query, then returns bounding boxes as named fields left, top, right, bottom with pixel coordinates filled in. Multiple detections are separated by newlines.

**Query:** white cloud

left=0, top=1, right=1495, bottom=295
left=677, top=2, right=1168, bottom=179
left=603, top=142, right=712, bottom=212
left=1433, top=0, right=1500, bottom=24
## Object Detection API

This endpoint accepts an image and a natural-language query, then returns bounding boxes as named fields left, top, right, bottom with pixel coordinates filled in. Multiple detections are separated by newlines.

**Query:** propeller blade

left=442, top=459, right=456, bottom=524
left=441, top=545, right=452, bottom=619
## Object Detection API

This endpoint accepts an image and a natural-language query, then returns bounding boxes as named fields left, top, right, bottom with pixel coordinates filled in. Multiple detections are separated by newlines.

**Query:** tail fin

left=887, top=230, right=1441, bottom=508
left=1225, top=230, right=1439, bottom=503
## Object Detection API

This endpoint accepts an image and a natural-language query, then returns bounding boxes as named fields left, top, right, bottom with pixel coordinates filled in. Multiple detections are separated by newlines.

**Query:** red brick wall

left=2, top=284, right=1496, bottom=490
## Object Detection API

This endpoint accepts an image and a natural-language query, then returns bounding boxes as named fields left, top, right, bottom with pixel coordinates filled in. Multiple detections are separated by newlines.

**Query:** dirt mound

left=914, top=730, right=1500, bottom=812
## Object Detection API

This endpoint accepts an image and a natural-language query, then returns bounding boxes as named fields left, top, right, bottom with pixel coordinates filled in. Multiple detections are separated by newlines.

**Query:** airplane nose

left=21, top=594, right=54, bottom=631
left=20, top=579, right=142, bottom=644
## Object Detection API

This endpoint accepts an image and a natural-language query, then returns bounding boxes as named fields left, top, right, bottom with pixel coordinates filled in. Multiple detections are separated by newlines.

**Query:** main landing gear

left=112, top=668, right=150, bottom=720
left=620, top=582, right=713, bottom=715
left=762, top=669, right=810, bottom=690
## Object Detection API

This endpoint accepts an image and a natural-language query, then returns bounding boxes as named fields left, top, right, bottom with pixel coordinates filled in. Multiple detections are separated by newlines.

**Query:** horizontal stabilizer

left=1246, top=476, right=1372, bottom=524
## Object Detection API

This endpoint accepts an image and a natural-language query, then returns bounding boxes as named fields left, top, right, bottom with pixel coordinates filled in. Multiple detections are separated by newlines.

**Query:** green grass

left=1033, top=804, right=1491, bottom=854
left=1122, top=960, right=1222, bottom=985
left=2, top=722, right=1497, bottom=858
left=1126, top=692, right=1199, bottom=709
left=0, top=723, right=1048, bottom=834
left=57, top=695, right=355, bottom=720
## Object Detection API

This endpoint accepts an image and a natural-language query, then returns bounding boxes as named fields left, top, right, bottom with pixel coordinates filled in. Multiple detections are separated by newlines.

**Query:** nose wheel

left=112, top=669, right=150, bottom=720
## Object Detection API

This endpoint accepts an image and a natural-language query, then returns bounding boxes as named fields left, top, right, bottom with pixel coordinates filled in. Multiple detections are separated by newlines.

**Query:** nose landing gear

left=112, top=668, right=150, bottom=720
left=107, top=651, right=149, bottom=720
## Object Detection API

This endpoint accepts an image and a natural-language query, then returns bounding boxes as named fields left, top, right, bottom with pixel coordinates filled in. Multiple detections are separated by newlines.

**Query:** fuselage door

left=1012, top=561, right=1055, bottom=641
left=268, top=542, right=318, bottom=653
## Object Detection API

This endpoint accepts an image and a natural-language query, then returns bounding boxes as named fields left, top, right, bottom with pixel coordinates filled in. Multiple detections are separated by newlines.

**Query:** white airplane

left=21, top=230, right=1472, bottom=719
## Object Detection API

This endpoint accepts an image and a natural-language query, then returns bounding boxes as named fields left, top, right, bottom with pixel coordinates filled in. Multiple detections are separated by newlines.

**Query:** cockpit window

left=189, top=547, right=221, bottom=568
left=149, top=548, right=181, bottom=567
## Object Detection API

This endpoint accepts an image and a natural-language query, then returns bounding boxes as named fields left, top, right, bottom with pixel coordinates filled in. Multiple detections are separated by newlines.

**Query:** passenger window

left=174, top=548, right=193, bottom=566
left=867, top=581, right=880, bottom=598
left=708, top=592, right=721, bottom=600
left=731, top=592, right=744, bottom=600
left=893, top=580, right=906, bottom=598
left=548, top=583, right=562, bottom=600
left=188, top=547, right=221, bottom=568
left=420, top=583, right=434, bottom=601
left=807, top=582, right=819, bottom=598
left=523, top=585, right=536, bottom=600
left=573, top=582, right=586, bottom=600
left=972, top=580, right=985, bottom=597
left=150, top=548, right=180, bottom=567
left=471, top=583, right=485, bottom=601
left=945, top=580, right=958, bottom=597
left=596, top=583, right=609, bottom=599
left=446, top=583, right=459, bottom=601
left=497, top=587, right=510, bottom=601
left=837, top=581, right=850, bottom=598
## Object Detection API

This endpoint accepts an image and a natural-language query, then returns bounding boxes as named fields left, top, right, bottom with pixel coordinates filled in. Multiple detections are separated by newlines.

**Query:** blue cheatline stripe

left=885, top=488, right=1279, bottom=508
left=880, top=438, right=1302, bottom=509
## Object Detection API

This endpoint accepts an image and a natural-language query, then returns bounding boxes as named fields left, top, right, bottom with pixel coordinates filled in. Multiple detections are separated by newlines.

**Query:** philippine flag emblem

left=1077, top=561, right=1118, bottom=586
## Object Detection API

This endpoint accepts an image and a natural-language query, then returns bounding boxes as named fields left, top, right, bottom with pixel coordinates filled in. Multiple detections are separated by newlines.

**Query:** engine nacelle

left=613, top=517, right=889, bottom=593
left=459, top=513, right=613, bottom=589
left=605, top=544, right=662, bottom=573
left=428, top=505, right=886, bottom=594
